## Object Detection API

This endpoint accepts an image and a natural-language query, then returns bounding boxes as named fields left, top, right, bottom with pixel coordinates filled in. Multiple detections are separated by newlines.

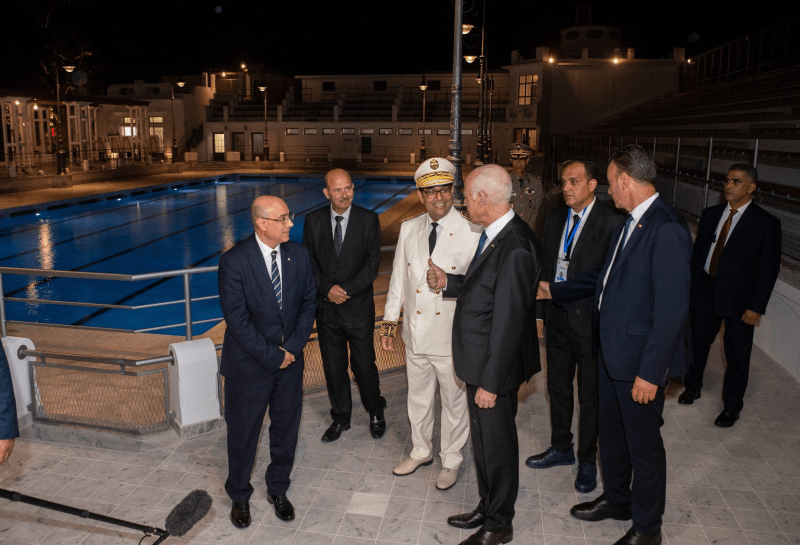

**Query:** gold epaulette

left=379, top=321, right=398, bottom=337
left=460, top=209, right=473, bottom=222
left=401, top=212, right=426, bottom=223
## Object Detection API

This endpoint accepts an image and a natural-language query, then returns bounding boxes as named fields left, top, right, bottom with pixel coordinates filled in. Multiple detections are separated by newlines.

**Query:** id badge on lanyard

left=555, top=258, right=568, bottom=282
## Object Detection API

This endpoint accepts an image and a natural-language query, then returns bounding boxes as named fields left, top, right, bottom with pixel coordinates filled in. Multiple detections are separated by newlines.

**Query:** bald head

left=251, top=195, right=293, bottom=247
left=323, top=168, right=354, bottom=215
left=324, top=168, right=351, bottom=190
left=464, top=165, right=513, bottom=226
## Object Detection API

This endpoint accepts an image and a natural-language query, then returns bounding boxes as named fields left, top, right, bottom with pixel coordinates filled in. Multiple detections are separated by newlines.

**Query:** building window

left=214, top=133, right=225, bottom=153
left=286, top=128, right=300, bottom=135
left=146, top=87, right=161, bottom=95
left=342, top=128, right=355, bottom=135
left=304, top=128, right=318, bottom=135
left=149, top=126, right=164, bottom=149
left=374, top=81, right=387, bottom=91
left=398, top=128, right=412, bottom=135
left=361, top=128, right=374, bottom=135
left=149, top=116, right=164, bottom=124
left=379, top=128, right=392, bottom=135
left=518, top=75, right=538, bottom=105
left=322, top=128, right=336, bottom=135
left=437, top=129, right=449, bottom=135
left=418, top=129, right=432, bottom=135
left=514, top=128, right=537, bottom=150
left=322, top=81, right=335, bottom=92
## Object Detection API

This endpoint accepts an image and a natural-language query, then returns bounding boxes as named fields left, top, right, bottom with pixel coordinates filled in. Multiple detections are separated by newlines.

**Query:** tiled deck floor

left=1, top=339, right=799, bottom=545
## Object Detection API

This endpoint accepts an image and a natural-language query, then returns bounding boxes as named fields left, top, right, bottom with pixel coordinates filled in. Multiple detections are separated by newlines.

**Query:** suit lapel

left=568, top=205, right=600, bottom=265
left=463, top=217, right=514, bottom=284
left=430, top=207, right=459, bottom=263
left=337, top=205, right=357, bottom=261
left=606, top=200, right=658, bottom=282
left=723, top=201, right=755, bottom=250
left=247, top=235, right=281, bottom=311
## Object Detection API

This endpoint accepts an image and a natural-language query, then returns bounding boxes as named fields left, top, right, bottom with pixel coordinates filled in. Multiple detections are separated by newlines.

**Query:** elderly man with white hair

left=428, top=164, right=543, bottom=545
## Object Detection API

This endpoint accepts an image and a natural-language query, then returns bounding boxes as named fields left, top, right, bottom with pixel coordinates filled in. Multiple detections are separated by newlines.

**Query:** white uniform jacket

left=384, top=206, right=482, bottom=356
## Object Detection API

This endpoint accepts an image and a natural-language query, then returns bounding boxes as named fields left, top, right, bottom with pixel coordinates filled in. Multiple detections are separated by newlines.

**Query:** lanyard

left=562, top=205, right=589, bottom=257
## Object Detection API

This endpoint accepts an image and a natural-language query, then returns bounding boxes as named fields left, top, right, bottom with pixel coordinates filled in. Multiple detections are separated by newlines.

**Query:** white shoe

left=436, top=467, right=458, bottom=490
left=393, top=456, right=433, bottom=476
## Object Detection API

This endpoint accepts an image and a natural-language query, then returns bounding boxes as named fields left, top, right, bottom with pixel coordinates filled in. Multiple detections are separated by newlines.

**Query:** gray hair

left=467, top=164, right=513, bottom=205
left=609, top=144, right=656, bottom=185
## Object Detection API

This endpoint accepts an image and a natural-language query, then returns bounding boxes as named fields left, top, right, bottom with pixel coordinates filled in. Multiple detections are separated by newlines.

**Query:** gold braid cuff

left=379, top=321, right=398, bottom=338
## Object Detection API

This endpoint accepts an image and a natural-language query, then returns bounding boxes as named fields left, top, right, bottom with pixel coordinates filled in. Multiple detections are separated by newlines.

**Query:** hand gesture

left=427, top=258, right=446, bottom=290
left=279, top=349, right=295, bottom=369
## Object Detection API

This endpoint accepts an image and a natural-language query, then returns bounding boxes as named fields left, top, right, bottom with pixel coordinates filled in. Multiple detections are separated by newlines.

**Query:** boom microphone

left=165, top=489, right=213, bottom=537
left=0, top=487, right=212, bottom=544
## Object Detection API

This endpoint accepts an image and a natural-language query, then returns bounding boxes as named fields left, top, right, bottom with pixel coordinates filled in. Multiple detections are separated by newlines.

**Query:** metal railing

left=550, top=134, right=800, bottom=260
left=0, top=265, right=219, bottom=340
left=683, top=17, right=800, bottom=90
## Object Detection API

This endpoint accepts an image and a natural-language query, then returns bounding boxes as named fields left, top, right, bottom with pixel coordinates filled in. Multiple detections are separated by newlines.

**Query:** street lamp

left=55, top=62, right=75, bottom=175
left=462, top=2, right=487, bottom=166
left=258, top=85, right=270, bottom=160
left=170, top=65, right=185, bottom=163
left=419, top=75, right=427, bottom=162
left=449, top=0, right=465, bottom=200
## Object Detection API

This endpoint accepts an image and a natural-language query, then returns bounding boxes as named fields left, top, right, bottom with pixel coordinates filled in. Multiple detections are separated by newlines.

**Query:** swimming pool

left=0, top=175, right=414, bottom=336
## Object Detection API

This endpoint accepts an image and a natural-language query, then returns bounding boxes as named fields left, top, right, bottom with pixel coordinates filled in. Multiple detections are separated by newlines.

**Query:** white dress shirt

left=255, top=235, right=282, bottom=279
left=480, top=209, right=516, bottom=253
left=559, top=197, right=597, bottom=260
left=703, top=199, right=752, bottom=273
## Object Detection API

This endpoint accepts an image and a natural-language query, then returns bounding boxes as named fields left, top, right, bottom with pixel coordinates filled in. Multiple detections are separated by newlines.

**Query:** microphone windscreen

left=164, top=489, right=213, bottom=537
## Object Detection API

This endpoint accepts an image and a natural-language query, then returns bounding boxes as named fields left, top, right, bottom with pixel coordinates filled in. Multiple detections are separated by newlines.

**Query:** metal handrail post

left=674, top=137, right=681, bottom=173
left=183, top=273, right=193, bottom=341
left=704, top=137, right=714, bottom=208
left=0, top=273, right=6, bottom=338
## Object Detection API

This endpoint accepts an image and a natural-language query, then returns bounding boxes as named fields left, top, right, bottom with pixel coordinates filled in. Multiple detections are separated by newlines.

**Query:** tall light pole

left=258, top=85, right=270, bottom=160
left=463, top=0, right=487, bottom=166
left=449, top=0, right=464, bottom=199
left=419, top=75, right=427, bottom=162
left=55, top=62, right=75, bottom=175
left=486, top=71, right=494, bottom=163
left=170, top=65, right=185, bottom=163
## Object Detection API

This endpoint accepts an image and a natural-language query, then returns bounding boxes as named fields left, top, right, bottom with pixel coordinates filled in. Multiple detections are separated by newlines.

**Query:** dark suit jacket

left=691, top=201, right=782, bottom=318
left=444, top=214, right=543, bottom=394
left=551, top=196, right=692, bottom=386
left=536, top=201, right=621, bottom=337
left=0, top=348, right=19, bottom=440
left=218, top=235, right=317, bottom=382
left=303, top=204, right=381, bottom=323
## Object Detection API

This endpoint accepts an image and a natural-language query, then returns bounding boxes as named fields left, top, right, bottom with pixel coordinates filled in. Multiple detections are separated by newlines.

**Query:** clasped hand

left=280, top=349, right=295, bottom=369
left=327, top=285, right=350, bottom=304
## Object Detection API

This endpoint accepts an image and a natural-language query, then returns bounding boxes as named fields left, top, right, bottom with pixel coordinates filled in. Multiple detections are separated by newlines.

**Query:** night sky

left=2, top=0, right=799, bottom=93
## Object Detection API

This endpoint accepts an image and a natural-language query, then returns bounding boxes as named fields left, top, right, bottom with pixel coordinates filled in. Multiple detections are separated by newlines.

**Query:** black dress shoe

left=714, top=409, right=739, bottom=428
left=677, top=388, right=701, bottom=405
left=230, top=501, right=251, bottom=528
left=613, top=527, right=662, bottom=545
left=447, top=509, right=486, bottom=529
left=369, top=410, right=386, bottom=439
left=321, top=422, right=350, bottom=442
left=267, top=494, right=295, bottom=521
left=460, top=526, right=513, bottom=545
left=570, top=496, right=632, bottom=522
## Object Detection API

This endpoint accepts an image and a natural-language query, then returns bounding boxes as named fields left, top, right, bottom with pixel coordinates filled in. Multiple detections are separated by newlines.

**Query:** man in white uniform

left=380, top=157, right=481, bottom=490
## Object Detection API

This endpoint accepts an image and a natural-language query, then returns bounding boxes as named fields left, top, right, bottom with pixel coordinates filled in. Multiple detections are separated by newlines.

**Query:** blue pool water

left=0, top=175, right=414, bottom=336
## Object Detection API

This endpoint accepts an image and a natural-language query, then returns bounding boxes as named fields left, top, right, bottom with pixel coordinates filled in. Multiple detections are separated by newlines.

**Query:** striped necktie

left=271, top=250, right=282, bottom=310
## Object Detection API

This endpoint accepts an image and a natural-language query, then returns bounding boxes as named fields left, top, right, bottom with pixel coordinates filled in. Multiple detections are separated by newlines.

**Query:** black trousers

left=598, top=352, right=666, bottom=535
left=545, top=306, right=599, bottom=464
left=318, top=315, right=386, bottom=424
left=224, top=362, right=303, bottom=503
left=685, top=275, right=755, bottom=413
left=466, top=384, right=519, bottom=531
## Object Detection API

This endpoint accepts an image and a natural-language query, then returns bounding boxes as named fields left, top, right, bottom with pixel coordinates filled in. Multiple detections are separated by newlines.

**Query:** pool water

left=0, top=175, right=414, bottom=336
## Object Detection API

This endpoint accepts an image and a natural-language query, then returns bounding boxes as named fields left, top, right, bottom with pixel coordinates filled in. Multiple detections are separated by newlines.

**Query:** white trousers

left=405, top=347, right=470, bottom=470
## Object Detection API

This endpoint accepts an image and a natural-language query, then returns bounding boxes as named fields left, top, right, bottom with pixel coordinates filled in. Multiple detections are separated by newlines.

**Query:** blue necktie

left=469, top=231, right=488, bottom=269
left=271, top=250, right=282, bottom=310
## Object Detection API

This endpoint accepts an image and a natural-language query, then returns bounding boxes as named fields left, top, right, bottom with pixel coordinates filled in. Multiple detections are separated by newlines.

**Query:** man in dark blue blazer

left=542, top=145, right=692, bottom=545
left=679, top=164, right=782, bottom=428
left=218, top=195, right=317, bottom=528
left=303, top=169, right=386, bottom=442
left=0, top=347, right=19, bottom=464
left=428, top=164, right=543, bottom=545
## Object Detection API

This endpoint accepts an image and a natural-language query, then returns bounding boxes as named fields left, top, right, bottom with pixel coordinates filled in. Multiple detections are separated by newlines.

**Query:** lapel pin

left=450, top=233, right=453, bottom=236
left=638, top=224, right=642, bottom=228
left=287, top=258, right=291, bottom=261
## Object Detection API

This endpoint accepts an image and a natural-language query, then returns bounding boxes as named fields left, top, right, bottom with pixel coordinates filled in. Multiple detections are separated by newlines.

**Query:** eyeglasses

left=259, top=214, right=295, bottom=224
left=421, top=187, right=453, bottom=198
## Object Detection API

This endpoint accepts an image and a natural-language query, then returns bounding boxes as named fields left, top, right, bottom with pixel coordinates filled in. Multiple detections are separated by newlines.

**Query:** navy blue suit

left=551, top=196, right=692, bottom=535
left=218, top=235, right=316, bottom=502
left=685, top=201, right=782, bottom=412
left=1, top=347, right=20, bottom=442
